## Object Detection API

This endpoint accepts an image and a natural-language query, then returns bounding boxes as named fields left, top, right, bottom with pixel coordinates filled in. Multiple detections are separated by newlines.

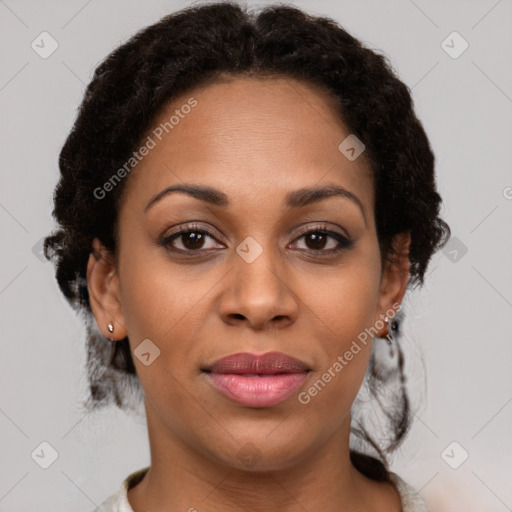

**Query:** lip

left=203, top=351, right=310, bottom=374
left=202, top=352, right=310, bottom=408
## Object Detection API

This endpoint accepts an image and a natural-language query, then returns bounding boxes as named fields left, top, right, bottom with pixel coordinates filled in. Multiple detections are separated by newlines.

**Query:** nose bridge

left=234, top=233, right=286, bottom=300
left=219, top=233, right=298, bottom=329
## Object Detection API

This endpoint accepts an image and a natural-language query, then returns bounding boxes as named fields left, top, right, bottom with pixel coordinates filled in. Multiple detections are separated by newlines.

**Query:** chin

left=203, top=432, right=313, bottom=473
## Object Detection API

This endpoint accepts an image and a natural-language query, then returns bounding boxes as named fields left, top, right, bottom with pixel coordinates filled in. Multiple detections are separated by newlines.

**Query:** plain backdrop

left=1, top=0, right=511, bottom=510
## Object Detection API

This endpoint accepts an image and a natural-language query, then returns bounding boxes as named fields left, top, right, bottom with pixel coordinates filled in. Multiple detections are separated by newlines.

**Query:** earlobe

left=86, top=238, right=127, bottom=340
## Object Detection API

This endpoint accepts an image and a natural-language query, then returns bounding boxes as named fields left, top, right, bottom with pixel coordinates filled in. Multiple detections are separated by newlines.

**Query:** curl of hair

left=44, top=1, right=450, bottom=482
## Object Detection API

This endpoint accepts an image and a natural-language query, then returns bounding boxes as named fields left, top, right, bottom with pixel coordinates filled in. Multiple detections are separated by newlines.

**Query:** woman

left=44, top=2, right=450, bottom=511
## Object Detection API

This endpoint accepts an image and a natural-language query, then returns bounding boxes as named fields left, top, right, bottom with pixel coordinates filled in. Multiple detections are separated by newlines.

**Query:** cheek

left=117, top=241, right=221, bottom=379
left=301, top=252, right=381, bottom=405
left=117, top=238, right=193, bottom=337
left=307, top=256, right=381, bottom=348
left=116, top=251, right=207, bottom=417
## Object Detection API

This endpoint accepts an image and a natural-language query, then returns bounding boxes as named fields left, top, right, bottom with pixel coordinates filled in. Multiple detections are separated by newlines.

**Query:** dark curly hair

left=44, top=0, right=450, bottom=483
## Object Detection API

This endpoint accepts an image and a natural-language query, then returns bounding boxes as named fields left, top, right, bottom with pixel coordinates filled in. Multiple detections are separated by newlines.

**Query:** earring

left=106, top=322, right=117, bottom=366
left=383, top=316, right=394, bottom=357
left=383, top=317, right=392, bottom=344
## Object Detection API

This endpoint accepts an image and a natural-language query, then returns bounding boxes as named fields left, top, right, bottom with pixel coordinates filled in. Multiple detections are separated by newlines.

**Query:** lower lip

left=204, top=372, right=309, bottom=407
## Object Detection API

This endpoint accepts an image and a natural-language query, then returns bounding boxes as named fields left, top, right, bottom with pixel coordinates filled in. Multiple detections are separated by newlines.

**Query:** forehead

left=121, top=75, right=373, bottom=213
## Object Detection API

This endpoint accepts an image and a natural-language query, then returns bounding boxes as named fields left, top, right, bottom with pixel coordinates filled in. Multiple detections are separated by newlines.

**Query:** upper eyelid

left=293, top=223, right=350, bottom=240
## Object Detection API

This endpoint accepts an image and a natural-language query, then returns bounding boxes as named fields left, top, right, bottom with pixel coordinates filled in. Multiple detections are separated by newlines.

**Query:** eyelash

left=159, top=222, right=353, bottom=257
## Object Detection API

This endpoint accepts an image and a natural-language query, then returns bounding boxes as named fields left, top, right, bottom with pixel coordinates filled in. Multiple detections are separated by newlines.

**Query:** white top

left=91, top=466, right=428, bottom=511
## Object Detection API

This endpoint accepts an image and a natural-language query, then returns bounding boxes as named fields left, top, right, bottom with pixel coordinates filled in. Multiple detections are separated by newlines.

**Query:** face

left=87, top=75, right=409, bottom=471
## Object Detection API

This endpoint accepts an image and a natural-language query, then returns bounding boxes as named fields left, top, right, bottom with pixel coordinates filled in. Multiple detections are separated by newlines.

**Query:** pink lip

left=202, top=352, right=310, bottom=407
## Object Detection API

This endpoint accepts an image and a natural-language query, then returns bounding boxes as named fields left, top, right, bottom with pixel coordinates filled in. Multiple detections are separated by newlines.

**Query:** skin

left=87, top=75, right=411, bottom=512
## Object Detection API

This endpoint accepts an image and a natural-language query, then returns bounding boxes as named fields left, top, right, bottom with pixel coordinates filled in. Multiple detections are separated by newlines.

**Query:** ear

left=374, top=232, right=411, bottom=335
left=86, top=238, right=127, bottom=340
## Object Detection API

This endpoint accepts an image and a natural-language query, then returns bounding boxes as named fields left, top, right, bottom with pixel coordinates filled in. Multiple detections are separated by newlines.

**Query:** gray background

left=1, top=0, right=511, bottom=510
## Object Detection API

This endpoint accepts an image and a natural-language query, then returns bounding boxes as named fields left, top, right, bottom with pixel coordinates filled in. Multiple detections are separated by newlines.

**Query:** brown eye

left=179, top=231, right=207, bottom=250
left=303, top=232, right=329, bottom=251
left=159, top=223, right=225, bottom=254
left=290, top=227, right=353, bottom=255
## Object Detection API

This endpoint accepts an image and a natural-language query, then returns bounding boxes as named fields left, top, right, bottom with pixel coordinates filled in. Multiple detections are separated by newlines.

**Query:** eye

left=289, top=225, right=353, bottom=255
left=159, top=223, right=224, bottom=253
left=159, top=222, right=353, bottom=257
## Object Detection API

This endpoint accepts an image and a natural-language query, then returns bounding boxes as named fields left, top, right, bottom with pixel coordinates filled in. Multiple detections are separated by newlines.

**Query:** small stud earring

left=106, top=322, right=117, bottom=366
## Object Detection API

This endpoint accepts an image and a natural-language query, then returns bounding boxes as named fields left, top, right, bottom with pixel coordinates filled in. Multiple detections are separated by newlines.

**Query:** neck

left=127, top=405, right=399, bottom=512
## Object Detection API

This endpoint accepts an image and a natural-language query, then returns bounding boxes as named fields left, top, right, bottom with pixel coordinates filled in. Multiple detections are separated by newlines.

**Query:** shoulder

left=88, top=467, right=150, bottom=512
left=389, top=472, right=429, bottom=512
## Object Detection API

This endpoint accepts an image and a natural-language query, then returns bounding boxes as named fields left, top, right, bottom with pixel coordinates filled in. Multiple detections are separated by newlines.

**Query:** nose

left=218, top=243, right=299, bottom=332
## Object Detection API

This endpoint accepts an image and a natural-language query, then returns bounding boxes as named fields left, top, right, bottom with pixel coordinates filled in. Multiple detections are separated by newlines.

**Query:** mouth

left=201, top=352, right=311, bottom=408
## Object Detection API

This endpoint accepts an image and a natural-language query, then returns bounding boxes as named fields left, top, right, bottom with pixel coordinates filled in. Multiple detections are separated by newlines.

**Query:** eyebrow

left=144, top=183, right=367, bottom=224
